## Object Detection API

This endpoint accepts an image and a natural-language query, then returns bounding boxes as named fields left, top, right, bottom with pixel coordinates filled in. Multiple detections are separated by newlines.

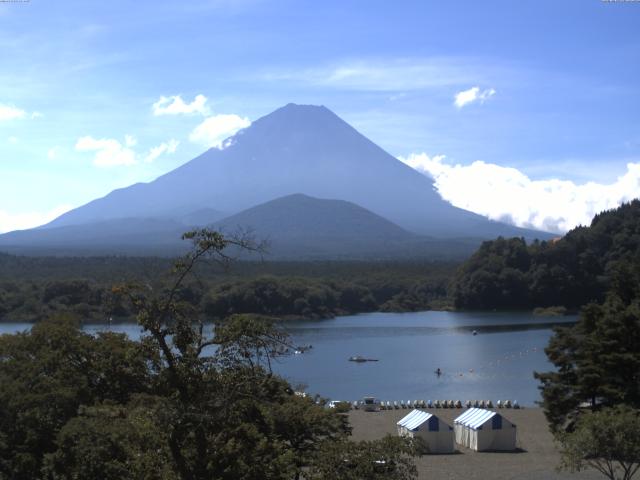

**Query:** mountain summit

left=1, top=103, right=551, bottom=256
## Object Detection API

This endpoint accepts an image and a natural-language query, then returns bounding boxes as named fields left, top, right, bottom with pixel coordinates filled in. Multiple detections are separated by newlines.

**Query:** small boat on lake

left=349, top=355, right=379, bottom=362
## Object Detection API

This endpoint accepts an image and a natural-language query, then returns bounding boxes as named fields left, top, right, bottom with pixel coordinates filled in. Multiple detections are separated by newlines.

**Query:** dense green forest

left=0, top=255, right=455, bottom=323
left=451, top=200, right=640, bottom=310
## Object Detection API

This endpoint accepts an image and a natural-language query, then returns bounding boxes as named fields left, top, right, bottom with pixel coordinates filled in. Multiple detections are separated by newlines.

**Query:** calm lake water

left=0, top=311, right=574, bottom=406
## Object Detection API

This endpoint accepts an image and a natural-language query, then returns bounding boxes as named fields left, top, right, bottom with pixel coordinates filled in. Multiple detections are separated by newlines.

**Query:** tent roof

left=454, top=408, right=498, bottom=430
left=397, top=409, right=433, bottom=431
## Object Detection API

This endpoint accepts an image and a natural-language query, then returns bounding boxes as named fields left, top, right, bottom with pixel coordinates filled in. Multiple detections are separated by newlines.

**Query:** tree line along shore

left=2, top=201, right=640, bottom=324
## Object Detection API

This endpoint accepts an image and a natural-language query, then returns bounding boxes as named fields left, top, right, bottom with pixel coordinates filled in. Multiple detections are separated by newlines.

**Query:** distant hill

left=0, top=103, right=552, bottom=257
left=216, top=192, right=410, bottom=239
left=214, top=193, right=477, bottom=259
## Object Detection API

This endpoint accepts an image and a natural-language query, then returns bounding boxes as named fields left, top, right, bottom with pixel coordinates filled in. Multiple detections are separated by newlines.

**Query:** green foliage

left=558, top=406, right=640, bottom=480
left=0, top=230, right=420, bottom=479
left=0, top=313, right=151, bottom=479
left=0, top=256, right=456, bottom=323
left=309, top=435, right=418, bottom=480
left=451, top=200, right=640, bottom=310
left=535, top=254, right=640, bottom=432
left=42, top=401, right=175, bottom=480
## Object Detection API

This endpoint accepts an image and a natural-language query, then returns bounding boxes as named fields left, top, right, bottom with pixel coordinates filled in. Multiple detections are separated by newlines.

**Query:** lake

left=0, top=310, right=574, bottom=406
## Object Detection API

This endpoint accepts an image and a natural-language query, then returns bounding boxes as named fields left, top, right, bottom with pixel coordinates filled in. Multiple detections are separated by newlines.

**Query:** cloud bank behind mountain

left=400, top=153, right=640, bottom=233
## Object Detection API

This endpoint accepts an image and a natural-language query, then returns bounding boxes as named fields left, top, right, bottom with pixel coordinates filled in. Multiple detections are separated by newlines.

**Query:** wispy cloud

left=75, top=135, right=180, bottom=167
left=189, top=114, right=250, bottom=148
left=152, top=94, right=210, bottom=116
left=0, top=103, right=26, bottom=121
left=144, top=139, right=179, bottom=163
left=454, top=86, right=496, bottom=108
left=263, top=58, right=498, bottom=91
left=399, top=153, right=640, bottom=233
left=0, top=204, right=73, bottom=234
left=76, top=136, right=137, bottom=167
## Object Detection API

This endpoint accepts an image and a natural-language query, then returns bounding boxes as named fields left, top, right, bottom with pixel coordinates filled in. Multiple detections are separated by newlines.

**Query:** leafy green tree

left=115, top=229, right=417, bottom=480
left=535, top=274, right=640, bottom=431
left=42, top=401, right=175, bottom=480
left=558, top=406, right=640, bottom=480
left=309, top=435, right=418, bottom=480
left=0, top=314, right=150, bottom=480
left=1, top=230, right=421, bottom=479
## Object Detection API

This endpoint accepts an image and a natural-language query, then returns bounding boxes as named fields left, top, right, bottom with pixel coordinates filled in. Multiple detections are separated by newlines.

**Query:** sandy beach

left=348, top=407, right=601, bottom=480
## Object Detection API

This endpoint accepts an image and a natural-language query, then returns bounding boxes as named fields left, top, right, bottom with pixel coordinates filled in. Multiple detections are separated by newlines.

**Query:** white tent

left=396, top=409, right=454, bottom=454
left=453, top=408, right=516, bottom=451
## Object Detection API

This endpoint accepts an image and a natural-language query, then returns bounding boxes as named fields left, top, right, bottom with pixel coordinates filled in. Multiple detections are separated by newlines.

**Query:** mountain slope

left=214, top=193, right=417, bottom=258
left=41, top=103, right=551, bottom=241
left=0, top=194, right=481, bottom=259
left=215, top=193, right=412, bottom=240
left=0, top=218, right=188, bottom=256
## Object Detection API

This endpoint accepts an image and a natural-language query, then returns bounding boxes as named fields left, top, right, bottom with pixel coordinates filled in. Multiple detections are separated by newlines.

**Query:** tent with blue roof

left=396, top=409, right=454, bottom=453
left=454, top=408, right=516, bottom=451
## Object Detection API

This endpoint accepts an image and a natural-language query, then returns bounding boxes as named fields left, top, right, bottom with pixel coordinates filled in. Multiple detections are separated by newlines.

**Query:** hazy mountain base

left=0, top=194, right=486, bottom=260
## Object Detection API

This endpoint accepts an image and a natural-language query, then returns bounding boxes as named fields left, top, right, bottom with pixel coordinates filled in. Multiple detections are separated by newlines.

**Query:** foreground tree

left=558, top=406, right=640, bottom=480
left=536, top=257, right=640, bottom=479
left=535, top=258, right=640, bottom=431
left=0, top=314, right=150, bottom=480
left=116, top=230, right=419, bottom=479
left=42, top=401, right=175, bottom=480
left=112, top=230, right=350, bottom=479
left=310, top=436, right=419, bottom=480
left=0, top=229, right=419, bottom=479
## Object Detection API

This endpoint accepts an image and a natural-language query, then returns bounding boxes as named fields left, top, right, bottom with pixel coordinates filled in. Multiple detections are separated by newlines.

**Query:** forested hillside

left=0, top=256, right=454, bottom=323
left=450, top=200, right=640, bottom=310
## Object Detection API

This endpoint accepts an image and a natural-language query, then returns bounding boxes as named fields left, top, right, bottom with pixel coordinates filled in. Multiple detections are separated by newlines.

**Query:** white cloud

left=263, top=58, right=508, bottom=92
left=0, top=204, right=73, bottom=234
left=75, top=135, right=180, bottom=167
left=189, top=114, right=250, bottom=149
left=144, top=139, right=179, bottom=163
left=75, top=136, right=137, bottom=167
left=30, top=111, right=44, bottom=119
left=0, top=103, right=26, bottom=121
left=152, top=94, right=210, bottom=116
left=399, top=152, right=640, bottom=233
left=454, top=86, right=496, bottom=108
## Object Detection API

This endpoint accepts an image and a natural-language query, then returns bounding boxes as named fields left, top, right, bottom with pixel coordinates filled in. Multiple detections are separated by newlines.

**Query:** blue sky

left=1, top=0, right=639, bottom=233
